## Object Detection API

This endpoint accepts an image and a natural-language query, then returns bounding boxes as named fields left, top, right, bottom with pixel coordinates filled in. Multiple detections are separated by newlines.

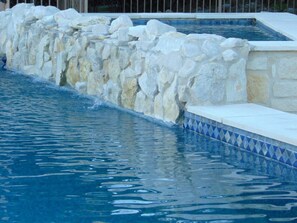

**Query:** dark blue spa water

left=1, top=70, right=297, bottom=223
left=133, top=19, right=291, bottom=41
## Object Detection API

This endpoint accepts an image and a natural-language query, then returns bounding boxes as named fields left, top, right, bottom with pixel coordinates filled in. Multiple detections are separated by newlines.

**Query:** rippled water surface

left=1, top=70, right=297, bottom=223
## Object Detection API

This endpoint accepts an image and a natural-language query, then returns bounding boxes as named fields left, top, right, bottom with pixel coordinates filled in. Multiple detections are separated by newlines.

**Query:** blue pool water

left=133, top=19, right=291, bottom=41
left=1, top=70, right=297, bottom=222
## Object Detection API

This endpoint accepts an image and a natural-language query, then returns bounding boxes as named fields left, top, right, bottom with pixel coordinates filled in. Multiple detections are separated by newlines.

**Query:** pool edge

left=183, top=107, right=297, bottom=169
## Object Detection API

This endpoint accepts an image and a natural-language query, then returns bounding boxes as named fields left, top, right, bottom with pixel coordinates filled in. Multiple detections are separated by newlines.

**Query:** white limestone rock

left=135, top=40, right=156, bottom=52
left=65, top=58, right=80, bottom=87
left=154, top=32, right=186, bottom=54
left=157, top=68, right=175, bottom=93
left=154, top=93, right=164, bottom=120
left=144, top=52, right=158, bottom=69
left=163, top=77, right=180, bottom=123
left=222, top=49, right=238, bottom=62
left=178, top=85, right=187, bottom=103
left=182, top=37, right=202, bottom=58
left=118, top=47, right=131, bottom=69
left=79, top=58, right=91, bottom=82
left=120, top=67, right=140, bottom=85
left=87, top=71, right=99, bottom=95
left=102, top=44, right=111, bottom=60
left=103, top=80, right=121, bottom=105
left=138, top=72, right=158, bottom=99
left=54, top=8, right=81, bottom=28
left=128, top=25, right=146, bottom=38
left=134, top=91, right=146, bottom=113
left=159, top=51, right=183, bottom=72
left=42, top=60, right=53, bottom=80
left=70, top=16, right=110, bottom=29
left=145, top=19, right=176, bottom=38
left=87, top=46, right=103, bottom=71
left=121, top=77, right=138, bottom=109
left=67, top=40, right=81, bottom=61
left=117, top=27, right=131, bottom=43
left=107, top=59, right=121, bottom=83
left=25, top=5, right=59, bottom=22
left=220, top=38, right=246, bottom=48
left=178, top=58, right=196, bottom=79
left=201, top=39, right=221, bottom=58
left=134, top=90, right=154, bottom=115
left=187, top=63, right=227, bottom=105
left=95, top=42, right=104, bottom=54
left=11, top=3, right=34, bottom=22
left=226, top=58, right=247, bottom=103
left=38, top=15, right=56, bottom=28
left=91, top=24, right=109, bottom=35
left=36, top=35, right=49, bottom=69
left=109, top=15, right=133, bottom=34
left=130, top=52, right=144, bottom=75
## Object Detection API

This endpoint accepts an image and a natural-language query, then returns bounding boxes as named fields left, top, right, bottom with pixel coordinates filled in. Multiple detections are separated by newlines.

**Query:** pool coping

left=183, top=103, right=297, bottom=168
left=84, top=12, right=297, bottom=51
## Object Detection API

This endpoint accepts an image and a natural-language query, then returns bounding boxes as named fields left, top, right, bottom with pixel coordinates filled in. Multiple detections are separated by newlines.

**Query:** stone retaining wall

left=247, top=51, right=297, bottom=113
left=0, top=4, right=250, bottom=123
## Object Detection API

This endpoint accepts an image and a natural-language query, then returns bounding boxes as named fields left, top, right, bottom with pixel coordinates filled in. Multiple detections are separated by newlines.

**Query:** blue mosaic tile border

left=183, top=111, right=297, bottom=168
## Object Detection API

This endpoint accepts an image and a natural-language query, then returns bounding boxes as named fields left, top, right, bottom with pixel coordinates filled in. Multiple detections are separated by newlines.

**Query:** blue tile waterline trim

left=183, top=111, right=297, bottom=168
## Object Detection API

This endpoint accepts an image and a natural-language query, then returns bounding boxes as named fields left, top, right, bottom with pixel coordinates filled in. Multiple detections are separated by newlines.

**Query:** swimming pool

left=133, top=18, right=291, bottom=41
left=1, top=70, right=297, bottom=222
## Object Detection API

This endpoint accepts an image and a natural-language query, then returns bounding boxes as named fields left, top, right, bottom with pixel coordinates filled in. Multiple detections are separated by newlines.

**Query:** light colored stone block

left=247, top=54, right=268, bottom=70
left=277, top=57, right=297, bottom=79
left=273, top=82, right=297, bottom=97
left=247, top=71, right=270, bottom=104
left=271, top=98, right=297, bottom=112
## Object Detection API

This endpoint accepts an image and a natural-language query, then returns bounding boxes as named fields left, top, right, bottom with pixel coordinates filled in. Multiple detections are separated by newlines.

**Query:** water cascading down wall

left=0, top=4, right=250, bottom=124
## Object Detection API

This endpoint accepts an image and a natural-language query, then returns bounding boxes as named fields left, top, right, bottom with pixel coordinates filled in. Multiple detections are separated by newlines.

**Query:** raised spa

left=132, top=18, right=291, bottom=41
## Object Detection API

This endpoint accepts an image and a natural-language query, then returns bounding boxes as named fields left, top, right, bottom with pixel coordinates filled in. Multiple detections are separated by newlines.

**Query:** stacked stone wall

left=247, top=51, right=297, bottom=113
left=0, top=4, right=250, bottom=123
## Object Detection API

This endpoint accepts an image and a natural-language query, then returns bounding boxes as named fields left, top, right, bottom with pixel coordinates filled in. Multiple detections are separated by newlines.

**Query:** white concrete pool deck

left=187, top=103, right=297, bottom=147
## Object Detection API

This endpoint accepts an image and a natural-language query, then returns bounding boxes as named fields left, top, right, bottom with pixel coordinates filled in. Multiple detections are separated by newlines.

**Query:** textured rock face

left=0, top=4, right=250, bottom=124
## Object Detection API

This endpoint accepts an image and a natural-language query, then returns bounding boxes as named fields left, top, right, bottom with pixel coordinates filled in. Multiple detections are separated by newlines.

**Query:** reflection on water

left=1, top=70, right=297, bottom=223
